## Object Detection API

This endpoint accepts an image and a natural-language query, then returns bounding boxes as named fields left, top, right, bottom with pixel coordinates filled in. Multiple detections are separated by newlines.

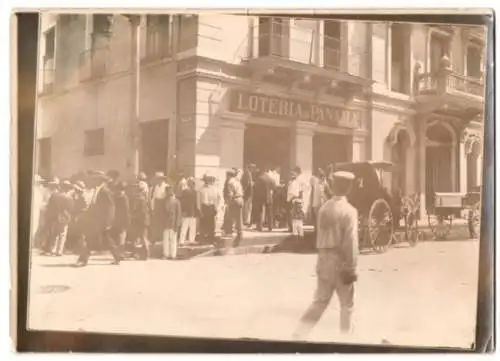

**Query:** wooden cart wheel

left=368, top=199, right=394, bottom=253
left=427, top=213, right=453, bottom=240
left=468, top=201, right=481, bottom=239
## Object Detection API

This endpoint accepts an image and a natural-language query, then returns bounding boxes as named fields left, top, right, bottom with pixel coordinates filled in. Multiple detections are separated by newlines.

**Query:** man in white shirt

left=149, top=172, right=169, bottom=244
left=293, top=171, right=359, bottom=340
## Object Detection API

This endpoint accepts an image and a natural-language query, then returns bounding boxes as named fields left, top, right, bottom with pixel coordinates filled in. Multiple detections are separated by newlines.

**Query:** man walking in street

left=76, top=171, right=121, bottom=267
left=292, top=171, right=359, bottom=340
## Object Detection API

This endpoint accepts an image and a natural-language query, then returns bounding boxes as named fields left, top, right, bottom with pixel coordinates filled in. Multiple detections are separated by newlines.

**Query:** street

left=27, top=239, right=479, bottom=349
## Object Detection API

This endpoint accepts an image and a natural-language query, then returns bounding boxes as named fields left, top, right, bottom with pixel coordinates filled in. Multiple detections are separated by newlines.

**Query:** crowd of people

left=31, top=163, right=338, bottom=265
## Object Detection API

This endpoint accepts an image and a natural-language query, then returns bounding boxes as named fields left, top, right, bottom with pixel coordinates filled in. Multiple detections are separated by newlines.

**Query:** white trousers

left=179, top=217, right=197, bottom=244
left=163, top=229, right=178, bottom=259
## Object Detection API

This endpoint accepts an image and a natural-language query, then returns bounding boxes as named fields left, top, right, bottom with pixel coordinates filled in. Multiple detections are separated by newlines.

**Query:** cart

left=426, top=192, right=466, bottom=240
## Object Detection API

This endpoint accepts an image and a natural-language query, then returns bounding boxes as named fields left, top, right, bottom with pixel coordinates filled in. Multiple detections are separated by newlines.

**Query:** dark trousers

left=225, top=200, right=243, bottom=246
left=129, top=226, right=150, bottom=260
left=200, top=204, right=217, bottom=243
left=78, top=228, right=121, bottom=264
left=255, top=200, right=274, bottom=231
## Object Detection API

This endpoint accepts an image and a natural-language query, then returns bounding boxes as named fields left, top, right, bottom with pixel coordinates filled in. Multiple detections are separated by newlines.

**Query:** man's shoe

left=111, top=259, right=121, bottom=265
left=75, top=260, right=87, bottom=267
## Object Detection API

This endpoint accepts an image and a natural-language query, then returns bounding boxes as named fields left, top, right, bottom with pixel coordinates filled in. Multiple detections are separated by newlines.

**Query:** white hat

left=332, top=171, right=355, bottom=181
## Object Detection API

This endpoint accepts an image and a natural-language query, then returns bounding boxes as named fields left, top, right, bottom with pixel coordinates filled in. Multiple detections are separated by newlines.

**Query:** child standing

left=290, top=197, right=305, bottom=245
left=163, top=184, right=182, bottom=260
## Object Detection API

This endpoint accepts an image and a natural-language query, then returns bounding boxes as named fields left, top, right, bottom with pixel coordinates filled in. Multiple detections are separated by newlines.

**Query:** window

left=146, top=15, right=171, bottom=59
left=93, top=14, right=112, bottom=36
left=390, top=23, right=410, bottom=94
left=84, top=128, right=105, bottom=156
left=44, top=27, right=55, bottom=60
left=466, top=45, right=482, bottom=79
left=258, top=17, right=289, bottom=57
left=324, top=20, right=341, bottom=69
left=177, top=14, right=198, bottom=52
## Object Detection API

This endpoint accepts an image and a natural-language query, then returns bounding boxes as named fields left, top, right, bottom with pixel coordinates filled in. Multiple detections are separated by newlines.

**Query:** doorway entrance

left=140, top=119, right=169, bottom=178
left=425, top=122, right=455, bottom=210
left=312, top=133, right=349, bottom=172
left=243, top=124, right=290, bottom=179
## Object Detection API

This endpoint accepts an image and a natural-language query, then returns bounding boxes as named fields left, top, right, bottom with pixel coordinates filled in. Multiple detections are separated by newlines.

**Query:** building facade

left=36, top=13, right=485, bottom=217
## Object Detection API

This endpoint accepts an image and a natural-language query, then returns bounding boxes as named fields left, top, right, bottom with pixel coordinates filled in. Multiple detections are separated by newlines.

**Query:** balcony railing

left=417, top=67, right=484, bottom=98
left=79, top=46, right=109, bottom=82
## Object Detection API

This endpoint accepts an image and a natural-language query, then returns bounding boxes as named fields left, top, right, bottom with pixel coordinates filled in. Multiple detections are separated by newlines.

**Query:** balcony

left=414, top=56, right=484, bottom=120
left=241, top=19, right=372, bottom=99
left=79, top=46, right=109, bottom=82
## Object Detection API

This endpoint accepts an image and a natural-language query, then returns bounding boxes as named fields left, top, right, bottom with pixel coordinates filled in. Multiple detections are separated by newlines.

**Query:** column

left=219, top=117, right=246, bottom=180
left=352, top=134, right=366, bottom=162
left=251, top=16, right=260, bottom=58
left=477, top=154, right=483, bottom=186
left=450, top=141, right=457, bottom=192
left=405, top=142, right=417, bottom=196
left=290, top=121, right=316, bottom=213
left=416, top=119, right=427, bottom=219
left=316, top=20, right=324, bottom=67
left=459, top=140, right=468, bottom=194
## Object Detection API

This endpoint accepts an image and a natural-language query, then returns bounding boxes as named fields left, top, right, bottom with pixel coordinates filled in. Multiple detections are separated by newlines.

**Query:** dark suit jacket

left=113, top=192, right=131, bottom=231
left=87, top=185, right=115, bottom=231
left=241, top=170, right=253, bottom=199
left=131, top=194, right=150, bottom=228
left=46, top=192, right=74, bottom=225
left=254, top=174, right=276, bottom=205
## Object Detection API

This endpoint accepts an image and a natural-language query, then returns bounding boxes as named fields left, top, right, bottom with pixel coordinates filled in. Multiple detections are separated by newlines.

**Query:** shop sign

left=230, top=90, right=361, bottom=129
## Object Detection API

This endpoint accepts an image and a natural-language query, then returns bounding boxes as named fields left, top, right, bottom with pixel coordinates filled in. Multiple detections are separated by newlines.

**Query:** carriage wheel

left=468, top=201, right=481, bottom=239
left=427, top=213, right=453, bottom=240
left=368, top=199, right=394, bottom=253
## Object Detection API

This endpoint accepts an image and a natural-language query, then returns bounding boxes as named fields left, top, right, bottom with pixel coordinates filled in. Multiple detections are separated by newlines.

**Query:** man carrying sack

left=292, top=171, right=359, bottom=340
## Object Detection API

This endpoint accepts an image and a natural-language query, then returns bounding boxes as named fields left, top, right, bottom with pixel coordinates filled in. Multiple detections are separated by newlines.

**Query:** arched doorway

left=467, top=140, right=481, bottom=191
left=425, top=122, right=456, bottom=210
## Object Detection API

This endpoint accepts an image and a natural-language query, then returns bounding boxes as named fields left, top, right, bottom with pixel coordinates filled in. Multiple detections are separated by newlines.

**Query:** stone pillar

left=416, top=120, right=427, bottom=219
left=290, top=121, right=316, bottom=212
left=477, top=154, right=483, bottom=186
left=450, top=141, right=457, bottom=192
left=459, top=140, right=468, bottom=194
left=252, top=17, right=260, bottom=58
left=405, top=141, right=417, bottom=196
left=219, top=116, right=246, bottom=180
left=352, top=134, right=366, bottom=162
left=316, top=20, right=324, bottom=67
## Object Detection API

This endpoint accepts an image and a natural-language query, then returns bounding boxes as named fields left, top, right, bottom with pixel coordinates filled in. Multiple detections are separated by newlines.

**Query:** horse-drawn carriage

left=335, top=161, right=420, bottom=253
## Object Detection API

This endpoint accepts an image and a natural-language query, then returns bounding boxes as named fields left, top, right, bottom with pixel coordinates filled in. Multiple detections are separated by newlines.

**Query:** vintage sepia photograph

left=26, top=10, right=486, bottom=349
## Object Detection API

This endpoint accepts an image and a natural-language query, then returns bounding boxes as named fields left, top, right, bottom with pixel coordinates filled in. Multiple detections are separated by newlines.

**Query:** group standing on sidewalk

left=31, top=161, right=340, bottom=265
